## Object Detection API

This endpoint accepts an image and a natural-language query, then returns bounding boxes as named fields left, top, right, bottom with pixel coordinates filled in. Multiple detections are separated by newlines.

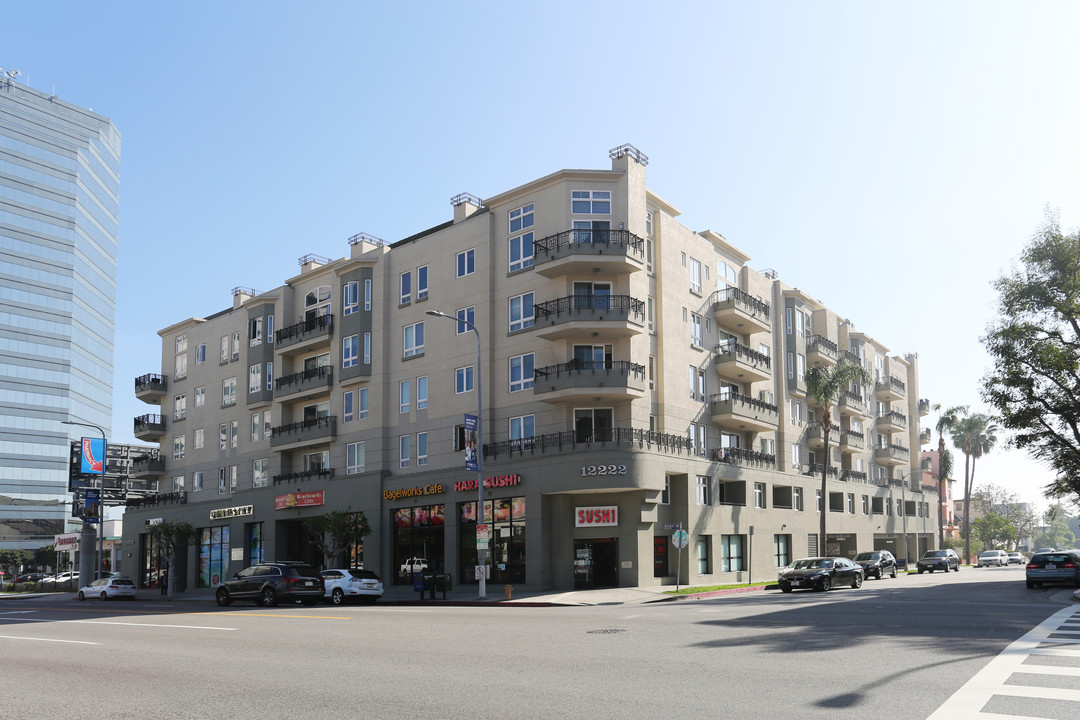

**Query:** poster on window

left=394, top=508, right=412, bottom=528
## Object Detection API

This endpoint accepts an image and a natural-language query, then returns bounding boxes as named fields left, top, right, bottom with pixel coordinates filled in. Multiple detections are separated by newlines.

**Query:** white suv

left=399, top=557, right=428, bottom=577
left=977, top=550, right=1009, bottom=567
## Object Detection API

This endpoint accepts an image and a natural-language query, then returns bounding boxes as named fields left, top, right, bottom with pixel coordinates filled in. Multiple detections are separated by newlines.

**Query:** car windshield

left=924, top=551, right=948, bottom=558
left=791, top=559, right=832, bottom=569
left=979, top=551, right=999, bottom=557
left=853, top=553, right=877, bottom=561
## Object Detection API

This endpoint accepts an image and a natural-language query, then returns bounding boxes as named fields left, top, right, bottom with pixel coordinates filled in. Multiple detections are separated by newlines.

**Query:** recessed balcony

left=275, top=366, right=334, bottom=400
left=712, top=446, right=777, bottom=469
left=532, top=229, right=646, bottom=278
left=875, top=376, right=906, bottom=401
left=135, top=373, right=167, bottom=404
left=134, top=414, right=165, bottom=441
left=838, top=429, right=865, bottom=453
left=920, top=428, right=931, bottom=445
left=918, top=398, right=931, bottom=416
left=270, top=416, right=337, bottom=450
left=709, top=391, right=780, bottom=432
left=533, top=360, right=647, bottom=403
left=713, top=287, right=770, bottom=335
left=532, top=294, right=645, bottom=340
left=715, top=340, right=771, bottom=383
left=276, top=314, right=334, bottom=354
left=875, top=410, right=908, bottom=434
left=806, top=335, right=839, bottom=368
left=874, top=444, right=909, bottom=467
left=130, top=453, right=165, bottom=479
left=837, top=390, right=867, bottom=417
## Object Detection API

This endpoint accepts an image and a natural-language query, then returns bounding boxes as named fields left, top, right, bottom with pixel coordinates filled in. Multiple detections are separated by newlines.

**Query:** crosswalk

left=928, top=605, right=1080, bottom=719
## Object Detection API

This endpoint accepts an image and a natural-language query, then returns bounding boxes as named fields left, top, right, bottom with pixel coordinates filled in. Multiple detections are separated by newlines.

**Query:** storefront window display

left=459, top=497, right=526, bottom=584
left=392, top=504, right=445, bottom=585
left=248, top=523, right=264, bottom=565
left=199, top=526, right=230, bottom=588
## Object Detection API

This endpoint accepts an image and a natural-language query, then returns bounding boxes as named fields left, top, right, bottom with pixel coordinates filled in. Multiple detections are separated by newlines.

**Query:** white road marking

left=0, top=635, right=100, bottom=645
left=0, top=611, right=36, bottom=614
left=1, top=617, right=234, bottom=631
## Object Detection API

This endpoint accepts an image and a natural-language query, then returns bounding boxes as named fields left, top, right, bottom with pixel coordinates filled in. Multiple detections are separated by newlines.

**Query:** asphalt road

left=0, top=565, right=1075, bottom=719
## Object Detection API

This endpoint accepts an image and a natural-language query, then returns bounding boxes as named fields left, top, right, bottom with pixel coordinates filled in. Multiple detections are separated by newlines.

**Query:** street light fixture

left=61, top=419, right=107, bottom=583
left=426, top=310, right=486, bottom=600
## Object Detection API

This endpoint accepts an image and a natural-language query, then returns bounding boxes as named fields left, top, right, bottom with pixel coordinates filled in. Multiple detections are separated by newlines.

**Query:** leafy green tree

left=303, top=511, right=372, bottom=568
left=805, top=359, right=871, bottom=552
left=147, top=521, right=196, bottom=598
left=971, top=514, right=1017, bottom=551
left=983, top=214, right=1080, bottom=504
left=933, top=404, right=966, bottom=548
left=1034, top=504, right=1078, bottom=550
left=35, top=545, right=57, bottom=572
left=972, top=483, right=1037, bottom=549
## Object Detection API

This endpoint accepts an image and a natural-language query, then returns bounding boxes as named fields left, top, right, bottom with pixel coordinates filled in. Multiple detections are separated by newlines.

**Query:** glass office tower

left=0, top=75, right=120, bottom=549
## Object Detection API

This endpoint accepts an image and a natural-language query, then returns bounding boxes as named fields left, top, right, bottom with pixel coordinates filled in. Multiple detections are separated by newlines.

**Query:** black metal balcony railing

left=276, top=314, right=333, bottom=344
left=841, top=469, right=868, bottom=483
left=712, top=447, right=777, bottom=467
left=275, top=365, right=333, bottom=391
left=841, top=350, right=862, bottom=365
left=877, top=410, right=907, bottom=425
left=533, top=294, right=646, bottom=322
left=714, top=340, right=772, bottom=368
left=126, top=492, right=186, bottom=509
left=134, top=414, right=164, bottom=433
left=483, top=427, right=691, bottom=460
left=533, top=228, right=645, bottom=256
left=533, top=359, right=645, bottom=380
left=922, top=483, right=939, bottom=493
left=711, top=389, right=780, bottom=415
left=135, top=373, right=167, bottom=392
left=273, top=468, right=335, bottom=484
left=877, top=375, right=906, bottom=393
left=840, top=429, right=864, bottom=442
left=804, top=463, right=839, bottom=477
left=715, top=286, right=771, bottom=321
left=270, top=415, right=337, bottom=442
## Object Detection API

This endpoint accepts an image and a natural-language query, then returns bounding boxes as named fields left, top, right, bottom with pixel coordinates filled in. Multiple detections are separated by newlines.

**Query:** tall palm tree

left=805, top=359, right=872, bottom=554
left=952, top=413, right=999, bottom=564
left=933, top=404, right=967, bottom=549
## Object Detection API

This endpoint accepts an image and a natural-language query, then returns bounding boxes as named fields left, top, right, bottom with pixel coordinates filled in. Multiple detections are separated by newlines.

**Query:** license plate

left=791, top=580, right=800, bottom=586
left=304, top=581, right=313, bottom=586
left=1046, top=564, right=1056, bottom=569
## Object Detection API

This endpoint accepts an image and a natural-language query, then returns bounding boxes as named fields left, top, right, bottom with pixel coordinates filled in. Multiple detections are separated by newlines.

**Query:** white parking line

left=2, top=617, right=234, bottom=631
left=0, top=635, right=100, bottom=645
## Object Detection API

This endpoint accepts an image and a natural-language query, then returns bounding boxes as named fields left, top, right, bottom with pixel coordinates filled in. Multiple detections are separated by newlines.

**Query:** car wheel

left=817, top=576, right=832, bottom=592
left=100, top=592, right=108, bottom=601
left=1026, top=580, right=1035, bottom=589
left=918, top=568, right=924, bottom=574
left=780, top=584, right=793, bottom=593
left=852, top=573, right=863, bottom=589
left=890, top=567, right=898, bottom=579
left=260, top=587, right=278, bottom=607
left=331, top=588, right=345, bottom=605
left=77, top=591, right=85, bottom=601
left=954, top=564, right=960, bottom=572
left=215, top=588, right=232, bottom=607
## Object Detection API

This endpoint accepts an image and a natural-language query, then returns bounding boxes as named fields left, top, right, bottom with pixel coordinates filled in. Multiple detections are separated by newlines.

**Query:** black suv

left=917, top=549, right=960, bottom=573
left=215, top=562, right=324, bottom=607
left=853, top=550, right=898, bottom=579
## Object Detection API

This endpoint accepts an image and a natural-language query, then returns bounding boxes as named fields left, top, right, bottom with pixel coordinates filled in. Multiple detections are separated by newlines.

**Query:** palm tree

left=805, top=359, right=871, bottom=553
left=933, top=404, right=967, bottom=549
left=952, top=413, right=999, bottom=564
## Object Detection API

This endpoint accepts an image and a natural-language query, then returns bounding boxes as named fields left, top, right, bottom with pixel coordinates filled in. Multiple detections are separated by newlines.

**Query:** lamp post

left=61, top=419, right=106, bottom=584
left=426, top=310, right=486, bottom=600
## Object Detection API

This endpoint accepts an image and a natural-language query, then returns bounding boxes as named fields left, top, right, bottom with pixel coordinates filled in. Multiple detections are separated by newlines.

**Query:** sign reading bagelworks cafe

left=210, top=505, right=254, bottom=520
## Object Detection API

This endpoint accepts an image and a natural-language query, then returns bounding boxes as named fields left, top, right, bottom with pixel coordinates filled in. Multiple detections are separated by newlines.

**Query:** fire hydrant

left=503, top=584, right=513, bottom=601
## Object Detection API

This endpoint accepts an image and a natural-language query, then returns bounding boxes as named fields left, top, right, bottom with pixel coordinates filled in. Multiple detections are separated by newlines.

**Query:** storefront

left=573, top=506, right=620, bottom=589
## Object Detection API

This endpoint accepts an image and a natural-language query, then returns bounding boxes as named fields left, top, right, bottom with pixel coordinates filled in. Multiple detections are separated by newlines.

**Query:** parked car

left=399, top=557, right=429, bottom=577
left=1025, top=551, right=1080, bottom=589
left=321, top=568, right=383, bottom=605
left=215, top=562, right=324, bottom=607
left=1007, top=552, right=1025, bottom=565
left=852, top=550, right=898, bottom=579
left=777, top=557, right=864, bottom=592
left=1037, top=548, right=1056, bottom=554
left=49, top=571, right=80, bottom=587
left=977, top=550, right=1010, bottom=567
left=14, top=572, right=45, bottom=583
left=917, top=549, right=960, bottom=573
left=77, top=577, right=136, bottom=601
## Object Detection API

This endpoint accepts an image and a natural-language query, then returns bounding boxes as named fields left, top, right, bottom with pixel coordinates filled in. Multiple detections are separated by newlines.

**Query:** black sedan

left=778, top=557, right=864, bottom=592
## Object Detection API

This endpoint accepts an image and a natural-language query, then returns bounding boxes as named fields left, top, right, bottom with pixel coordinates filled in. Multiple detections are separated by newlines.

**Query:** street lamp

left=426, top=310, right=486, bottom=600
left=61, top=419, right=107, bottom=583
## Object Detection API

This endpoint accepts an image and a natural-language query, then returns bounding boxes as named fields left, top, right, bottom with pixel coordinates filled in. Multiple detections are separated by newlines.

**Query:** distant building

left=0, top=76, right=121, bottom=549
left=922, top=450, right=959, bottom=539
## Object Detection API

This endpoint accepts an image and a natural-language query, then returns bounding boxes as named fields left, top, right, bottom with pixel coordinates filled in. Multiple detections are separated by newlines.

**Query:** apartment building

left=123, top=144, right=935, bottom=591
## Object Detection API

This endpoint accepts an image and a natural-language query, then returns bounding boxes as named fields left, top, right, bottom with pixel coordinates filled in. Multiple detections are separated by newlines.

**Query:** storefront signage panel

left=274, top=491, right=325, bottom=510
left=384, top=484, right=445, bottom=501
left=209, top=505, right=253, bottom=520
left=454, top=474, right=522, bottom=492
left=575, top=506, right=619, bottom=527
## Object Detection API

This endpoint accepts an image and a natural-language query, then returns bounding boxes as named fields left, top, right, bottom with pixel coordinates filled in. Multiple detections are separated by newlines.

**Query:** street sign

left=663, top=523, right=682, bottom=530
left=671, top=530, right=689, bottom=548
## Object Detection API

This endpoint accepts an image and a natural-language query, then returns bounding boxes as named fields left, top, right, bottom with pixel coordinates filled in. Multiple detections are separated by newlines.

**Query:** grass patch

left=663, top=582, right=769, bottom=596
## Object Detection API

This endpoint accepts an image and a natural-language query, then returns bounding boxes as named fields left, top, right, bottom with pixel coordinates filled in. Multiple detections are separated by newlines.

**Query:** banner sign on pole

left=83, top=488, right=101, bottom=524
left=80, top=437, right=106, bottom=474
left=464, top=414, right=478, bottom=471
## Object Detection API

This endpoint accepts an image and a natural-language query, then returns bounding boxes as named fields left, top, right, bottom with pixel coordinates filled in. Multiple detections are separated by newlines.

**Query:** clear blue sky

left=9, top=1, right=1080, bottom=510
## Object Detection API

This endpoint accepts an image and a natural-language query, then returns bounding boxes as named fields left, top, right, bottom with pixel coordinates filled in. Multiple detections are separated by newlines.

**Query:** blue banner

left=79, top=437, right=106, bottom=474
left=464, top=414, right=478, bottom=471
left=84, top=488, right=101, bottom=524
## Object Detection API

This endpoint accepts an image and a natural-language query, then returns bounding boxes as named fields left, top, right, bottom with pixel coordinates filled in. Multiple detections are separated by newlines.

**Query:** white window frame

left=403, top=322, right=424, bottom=358
left=417, top=432, right=428, bottom=466
left=509, top=232, right=534, bottom=272
left=399, top=435, right=411, bottom=468
left=509, top=292, right=534, bottom=332
left=509, top=353, right=534, bottom=393
left=456, top=365, right=475, bottom=394
left=456, top=249, right=475, bottom=278
left=417, top=376, right=428, bottom=410
left=347, top=441, right=365, bottom=474
left=343, top=334, right=359, bottom=368
left=343, top=280, right=359, bottom=316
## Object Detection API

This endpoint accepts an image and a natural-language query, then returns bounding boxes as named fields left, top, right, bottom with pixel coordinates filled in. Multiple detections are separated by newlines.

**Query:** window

left=193, top=471, right=204, bottom=492
left=456, top=366, right=474, bottom=394
left=230, top=420, right=238, bottom=449
left=253, top=459, right=269, bottom=488
left=343, top=280, right=359, bottom=315
left=774, top=535, right=791, bottom=568
left=509, top=292, right=534, bottom=332
left=848, top=493, right=856, bottom=514
left=817, top=489, right=823, bottom=512
left=509, top=232, right=534, bottom=272
left=219, top=423, right=227, bottom=451
left=721, top=535, right=745, bottom=572
left=343, top=334, right=358, bottom=368
left=231, top=332, right=240, bottom=361
left=195, top=344, right=206, bottom=365
left=797, top=353, right=806, bottom=382
left=400, top=380, right=411, bottom=413
left=358, top=387, right=369, bottom=419
left=689, top=257, right=702, bottom=293
left=509, top=415, right=534, bottom=446
left=222, top=378, right=237, bottom=407
left=697, top=476, right=711, bottom=506
left=230, top=465, right=238, bottom=492
left=248, top=364, right=262, bottom=393
left=268, top=315, right=274, bottom=344
left=661, top=477, right=670, bottom=505
left=364, top=279, right=372, bottom=311
left=698, top=536, right=711, bottom=574
left=791, top=443, right=802, bottom=470
left=174, top=394, right=186, bottom=421
left=794, top=487, right=804, bottom=511
left=456, top=306, right=475, bottom=334
left=266, top=361, right=273, bottom=391
left=220, top=336, right=229, bottom=364
left=347, top=442, right=365, bottom=474
left=690, top=422, right=706, bottom=457
left=218, top=468, right=226, bottom=495
left=417, top=265, right=428, bottom=300
left=263, top=410, right=272, bottom=440
left=194, top=427, right=204, bottom=450
left=718, top=260, right=737, bottom=286
left=363, top=332, right=371, bottom=364
left=417, top=376, right=428, bottom=410
left=174, top=353, right=187, bottom=381
left=344, top=390, right=354, bottom=423
left=509, top=203, right=534, bottom=233
left=399, top=435, right=411, bottom=468
left=417, top=432, right=428, bottom=466
left=572, top=190, right=611, bottom=214
left=457, top=249, right=475, bottom=278
left=249, top=317, right=263, bottom=346
left=790, top=399, right=803, bottom=425
left=251, top=413, right=259, bottom=443
left=172, top=475, right=184, bottom=492
left=403, top=322, right=424, bottom=357
left=400, top=270, right=412, bottom=304
left=691, top=313, right=703, bottom=346
left=175, top=334, right=187, bottom=353
left=509, top=353, right=534, bottom=392
left=862, top=495, right=869, bottom=515
left=173, top=435, right=185, bottom=461
left=754, top=483, right=766, bottom=509
left=649, top=356, right=655, bottom=390
left=195, top=386, right=205, bottom=408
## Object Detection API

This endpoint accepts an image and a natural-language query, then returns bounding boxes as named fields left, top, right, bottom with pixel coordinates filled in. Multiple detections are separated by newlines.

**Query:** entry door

left=573, top=538, right=619, bottom=589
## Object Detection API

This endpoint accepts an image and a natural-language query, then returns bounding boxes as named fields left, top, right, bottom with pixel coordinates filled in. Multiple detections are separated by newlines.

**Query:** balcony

left=806, top=335, right=839, bottom=368
left=532, top=294, right=645, bottom=340
left=874, top=443, right=910, bottom=467
left=837, top=390, right=867, bottom=417
left=709, top=391, right=780, bottom=432
left=130, top=452, right=165, bottom=479
left=875, top=376, right=906, bottom=401
left=532, top=229, right=646, bottom=278
left=838, top=429, right=865, bottom=453
left=135, top=373, right=168, bottom=404
left=714, top=340, right=771, bottom=383
left=276, top=314, right=334, bottom=354
left=270, top=416, right=337, bottom=449
left=918, top=398, right=931, bottom=416
left=713, top=287, right=770, bottom=335
left=806, top=422, right=825, bottom=449
left=533, top=360, right=646, bottom=403
left=875, top=410, right=907, bottom=434
left=712, top=447, right=777, bottom=469
left=804, top=463, right=838, bottom=478
left=133, top=414, right=165, bottom=441
left=482, top=427, right=691, bottom=461
left=841, top=469, right=868, bottom=484
left=275, top=365, right=334, bottom=399
left=920, top=428, right=931, bottom=445
left=273, top=468, right=335, bottom=484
